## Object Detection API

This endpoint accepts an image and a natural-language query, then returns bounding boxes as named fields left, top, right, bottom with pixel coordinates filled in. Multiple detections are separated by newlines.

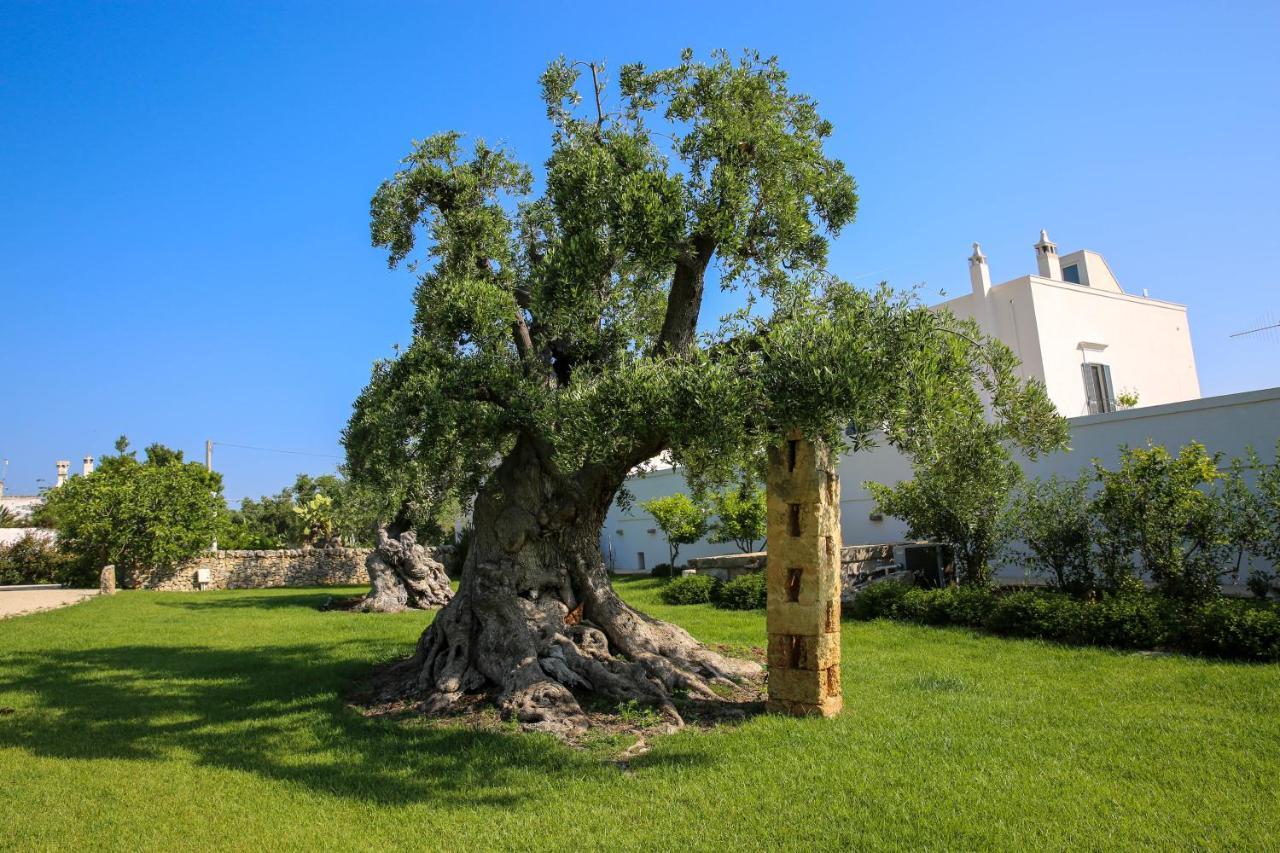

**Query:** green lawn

left=2, top=578, right=1278, bottom=851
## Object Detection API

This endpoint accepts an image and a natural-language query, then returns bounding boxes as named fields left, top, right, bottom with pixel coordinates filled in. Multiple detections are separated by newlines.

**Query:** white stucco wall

left=603, top=387, right=1280, bottom=579
left=0, top=495, right=43, bottom=520
left=1028, top=278, right=1199, bottom=417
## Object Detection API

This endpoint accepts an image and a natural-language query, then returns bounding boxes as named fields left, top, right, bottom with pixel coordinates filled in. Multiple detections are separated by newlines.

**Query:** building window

left=1062, top=264, right=1081, bottom=284
left=1082, top=363, right=1116, bottom=414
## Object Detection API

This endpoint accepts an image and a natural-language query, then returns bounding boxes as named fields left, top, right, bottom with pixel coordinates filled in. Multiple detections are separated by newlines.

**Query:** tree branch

left=654, top=235, right=716, bottom=356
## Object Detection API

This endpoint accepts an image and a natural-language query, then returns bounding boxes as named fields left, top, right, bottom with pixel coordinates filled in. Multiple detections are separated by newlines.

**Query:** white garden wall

left=602, top=387, right=1280, bottom=581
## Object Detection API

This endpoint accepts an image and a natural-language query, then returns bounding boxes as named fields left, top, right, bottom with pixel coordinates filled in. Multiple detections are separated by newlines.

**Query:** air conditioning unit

left=195, top=568, right=212, bottom=589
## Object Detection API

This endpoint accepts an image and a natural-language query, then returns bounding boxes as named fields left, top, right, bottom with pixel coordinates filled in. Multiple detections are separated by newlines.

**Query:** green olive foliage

left=344, top=50, right=1065, bottom=528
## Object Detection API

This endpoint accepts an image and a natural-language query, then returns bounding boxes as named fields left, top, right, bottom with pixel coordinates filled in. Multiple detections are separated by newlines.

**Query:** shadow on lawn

left=0, top=641, right=594, bottom=807
left=147, top=590, right=360, bottom=612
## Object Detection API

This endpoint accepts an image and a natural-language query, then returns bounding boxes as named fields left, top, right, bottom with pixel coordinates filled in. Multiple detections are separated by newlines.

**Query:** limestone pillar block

left=765, top=431, right=843, bottom=718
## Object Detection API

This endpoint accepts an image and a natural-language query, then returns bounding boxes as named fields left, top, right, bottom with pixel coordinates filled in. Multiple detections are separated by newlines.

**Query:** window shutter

left=1101, top=364, right=1116, bottom=412
left=1082, top=364, right=1100, bottom=414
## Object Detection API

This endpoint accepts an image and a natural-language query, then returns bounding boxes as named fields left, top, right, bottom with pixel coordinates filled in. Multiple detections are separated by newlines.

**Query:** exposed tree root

left=363, top=553, right=762, bottom=738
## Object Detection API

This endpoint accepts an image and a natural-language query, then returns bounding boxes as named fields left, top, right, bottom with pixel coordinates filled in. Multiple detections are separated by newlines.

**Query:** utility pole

left=206, top=440, right=213, bottom=472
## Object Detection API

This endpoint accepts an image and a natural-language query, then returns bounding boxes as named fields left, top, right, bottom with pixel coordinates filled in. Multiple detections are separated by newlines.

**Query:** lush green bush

left=708, top=479, right=766, bottom=553
left=0, top=533, right=79, bottom=586
left=849, top=580, right=1279, bottom=662
left=659, top=573, right=720, bottom=605
left=649, top=563, right=674, bottom=578
left=1092, top=442, right=1231, bottom=602
left=895, top=586, right=998, bottom=626
left=847, top=580, right=910, bottom=620
left=866, top=417, right=1037, bottom=586
left=1177, top=599, right=1280, bottom=661
left=1082, top=592, right=1169, bottom=649
left=36, top=438, right=224, bottom=583
left=1005, top=473, right=1095, bottom=596
left=712, top=571, right=767, bottom=610
left=983, top=590, right=1074, bottom=638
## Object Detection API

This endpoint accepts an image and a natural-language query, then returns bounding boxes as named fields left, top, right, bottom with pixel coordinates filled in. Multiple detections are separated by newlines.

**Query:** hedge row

left=659, top=571, right=766, bottom=611
left=850, top=582, right=1280, bottom=662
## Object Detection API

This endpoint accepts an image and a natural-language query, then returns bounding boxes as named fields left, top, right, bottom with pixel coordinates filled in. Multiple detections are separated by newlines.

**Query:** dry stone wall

left=127, top=547, right=373, bottom=591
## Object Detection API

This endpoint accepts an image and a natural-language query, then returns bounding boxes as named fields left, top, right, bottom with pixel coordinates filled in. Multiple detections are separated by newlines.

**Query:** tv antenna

left=1230, top=312, right=1279, bottom=342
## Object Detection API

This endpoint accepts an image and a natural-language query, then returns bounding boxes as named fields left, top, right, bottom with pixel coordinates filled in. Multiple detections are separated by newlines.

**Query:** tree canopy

left=344, top=49, right=1064, bottom=520
left=36, top=438, right=223, bottom=583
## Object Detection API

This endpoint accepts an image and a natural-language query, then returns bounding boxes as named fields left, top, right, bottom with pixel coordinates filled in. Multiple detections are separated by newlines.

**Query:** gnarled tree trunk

left=387, top=437, right=761, bottom=736
left=356, top=527, right=453, bottom=613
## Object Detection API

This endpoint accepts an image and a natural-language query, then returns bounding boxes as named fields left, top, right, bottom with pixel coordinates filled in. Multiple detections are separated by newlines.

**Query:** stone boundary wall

left=689, top=544, right=897, bottom=580
left=127, top=547, right=373, bottom=591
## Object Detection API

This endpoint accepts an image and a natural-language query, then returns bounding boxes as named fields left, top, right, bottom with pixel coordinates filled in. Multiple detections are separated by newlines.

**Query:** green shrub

left=937, top=586, right=998, bottom=627
left=890, top=588, right=949, bottom=625
left=847, top=580, right=910, bottom=620
left=659, top=573, right=720, bottom=605
left=984, top=590, right=1079, bottom=639
left=852, top=572, right=1280, bottom=662
left=1177, top=599, right=1280, bottom=662
left=712, top=571, right=766, bottom=610
left=0, top=533, right=78, bottom=586
left=649, top=563, right=675, bottom=578
left=1081, top=592, right=1170, bottom=649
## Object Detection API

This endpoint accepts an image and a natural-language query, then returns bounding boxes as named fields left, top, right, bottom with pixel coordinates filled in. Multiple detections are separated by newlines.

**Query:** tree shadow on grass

left=146, top=589, right=364, bottom=612
left=0, top=641, right=593, bottom=808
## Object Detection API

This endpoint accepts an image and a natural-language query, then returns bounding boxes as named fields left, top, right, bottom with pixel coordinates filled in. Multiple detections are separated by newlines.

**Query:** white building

left=948, top=230, right=1200, bottom=417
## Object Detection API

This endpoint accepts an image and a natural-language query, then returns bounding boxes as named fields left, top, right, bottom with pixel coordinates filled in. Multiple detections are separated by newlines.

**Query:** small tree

left=36, top=438, right=224, bottom=585
left=1005, top=473, right=1094, bottom=596
left=641, top=493, right=709, bottom=574
left=709, top=479, right=767, bottom=553
left=1227, top=441, right=1280, bottom=597
left=868, top=415, right=1032, bottom=586
left=1091, top=442, right=1230, bottom=602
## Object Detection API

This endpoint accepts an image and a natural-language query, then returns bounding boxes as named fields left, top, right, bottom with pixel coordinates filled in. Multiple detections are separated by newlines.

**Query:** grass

left=1, top=577, right=1278, bottom=850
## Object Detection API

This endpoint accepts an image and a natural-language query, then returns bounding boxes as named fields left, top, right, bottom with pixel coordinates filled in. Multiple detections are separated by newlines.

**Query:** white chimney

left=1034, top=229, right=1062, bottom=280
left=83, top=455, right=95, bottom=476
left=55, top=460, right=70, bottom=487
left=968, top=242, right=995, bottom=334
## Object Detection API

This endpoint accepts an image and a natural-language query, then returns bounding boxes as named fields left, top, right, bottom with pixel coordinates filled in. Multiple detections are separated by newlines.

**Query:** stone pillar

left=100, top=565, right=116, bottom=596
left=765, top=430, right=843, bottom=717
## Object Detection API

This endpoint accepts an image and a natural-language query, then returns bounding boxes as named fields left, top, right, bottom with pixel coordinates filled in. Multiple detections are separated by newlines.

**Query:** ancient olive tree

left=343, top=50, right=1063, bottom=734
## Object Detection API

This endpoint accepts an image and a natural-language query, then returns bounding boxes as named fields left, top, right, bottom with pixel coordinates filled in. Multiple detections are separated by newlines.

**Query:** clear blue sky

left=2, top=1, right=1278, bottom=502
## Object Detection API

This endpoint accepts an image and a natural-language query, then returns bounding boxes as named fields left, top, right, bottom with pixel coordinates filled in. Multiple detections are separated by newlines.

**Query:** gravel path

left=0, top=588, right=98, bottom=619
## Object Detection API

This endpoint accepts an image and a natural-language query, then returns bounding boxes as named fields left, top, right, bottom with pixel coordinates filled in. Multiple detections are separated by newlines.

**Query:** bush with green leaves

left=850, top=578, right=1279, bottom=661
left=641, top=493, right=710, bottom=571
left=1091, top=442, right=1231, bottom=602
left=0, top=533, right=77, bottom=586
left=1176, top=598, right=1280, bottom=661
left=868, top=412, right=1047, bottom=586
left=847, top=579, right=911, bottom=620
left=708, top=479, right=766, bottom=553
left=659, top=573, right=720, bottom=605
left=712, top=570, right=767, bottom=610
left=1005, top=473, right=1095, bottom=596
left=35, top=438, right=224, bottom=585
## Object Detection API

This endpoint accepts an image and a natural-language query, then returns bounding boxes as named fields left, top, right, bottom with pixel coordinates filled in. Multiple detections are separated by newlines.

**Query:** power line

left=211, top=441, right=343, bottom=459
